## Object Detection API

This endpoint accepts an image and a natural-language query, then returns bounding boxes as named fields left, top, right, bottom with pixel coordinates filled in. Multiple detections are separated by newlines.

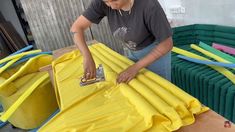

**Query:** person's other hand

left=117, top=64, right=139, bottom=83
left=83, top=56, right=96, bottom=80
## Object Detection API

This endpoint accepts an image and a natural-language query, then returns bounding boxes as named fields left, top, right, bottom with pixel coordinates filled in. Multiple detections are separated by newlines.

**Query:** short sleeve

left=82, top=0, right=106, bottom=24
left=144, top=0, right=172, bottom=43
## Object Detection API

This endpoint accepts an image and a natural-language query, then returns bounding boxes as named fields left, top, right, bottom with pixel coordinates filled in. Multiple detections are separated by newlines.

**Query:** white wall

left=161, top=0, right=235, bottom=27
left=181, top=0, right=235, bottom=27
left=0, top=0, right=27, bottom=42
left=160, top=0, right=181, bottom=18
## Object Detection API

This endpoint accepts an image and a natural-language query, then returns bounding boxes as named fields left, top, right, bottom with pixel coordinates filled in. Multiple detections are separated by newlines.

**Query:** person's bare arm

left=135, top=37, right=173, bottom=70
left=70, top=15, right=96, bottom=79
left=117, top=37, right=173, bottom=83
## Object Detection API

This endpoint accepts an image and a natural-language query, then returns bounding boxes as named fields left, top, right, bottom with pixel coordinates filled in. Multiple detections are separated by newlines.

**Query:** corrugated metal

left=20, top=0, right=123, bottom=54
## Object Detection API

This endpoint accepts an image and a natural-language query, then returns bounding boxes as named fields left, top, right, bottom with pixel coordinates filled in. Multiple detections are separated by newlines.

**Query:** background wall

left=181, top=0, right=235, bottom=27
left=0, top=0, right=27, bottom=42
left=19, top=0, right=235, bottom=52
left=162, top=0, right=235, bottom=27
left=20, top=0, right=123, bottom=53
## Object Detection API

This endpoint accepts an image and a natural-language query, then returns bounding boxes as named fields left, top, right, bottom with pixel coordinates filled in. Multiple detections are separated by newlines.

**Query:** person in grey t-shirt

left=71, top=0, right=173, bottom=83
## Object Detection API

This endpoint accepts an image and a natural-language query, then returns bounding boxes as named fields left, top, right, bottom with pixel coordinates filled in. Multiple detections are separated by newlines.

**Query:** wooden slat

left=0, top=28, right=15, bottom=52
left=0, top=22, right=27, bottom=52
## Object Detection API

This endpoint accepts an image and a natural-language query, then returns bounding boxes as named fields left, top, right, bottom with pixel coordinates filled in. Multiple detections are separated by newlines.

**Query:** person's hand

left=117, top=64, right=139, bottom=83
left=83, top=56, right=96, bottom=80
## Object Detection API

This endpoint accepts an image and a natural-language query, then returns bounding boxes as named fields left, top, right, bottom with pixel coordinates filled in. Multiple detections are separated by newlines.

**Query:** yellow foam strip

left=0, top=50, right=41, bottom=65
left=0, top=57, right=21, bottom=74
left=0, top=72, right=49, bottom=122
left=0, top=54, right=49, bottom=89
left=191, top=44, right=235, bottom=70
left=96, top=44, right=207, bottom=114
left=172, top=47, right=235, bottom=84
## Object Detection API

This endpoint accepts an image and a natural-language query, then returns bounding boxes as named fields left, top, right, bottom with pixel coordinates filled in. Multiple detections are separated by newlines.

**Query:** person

left=70, top=0, right=173, bottom=83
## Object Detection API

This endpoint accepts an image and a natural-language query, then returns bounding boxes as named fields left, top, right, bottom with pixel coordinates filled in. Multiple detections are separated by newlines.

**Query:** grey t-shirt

left=83, top=0, right=172, bottom=50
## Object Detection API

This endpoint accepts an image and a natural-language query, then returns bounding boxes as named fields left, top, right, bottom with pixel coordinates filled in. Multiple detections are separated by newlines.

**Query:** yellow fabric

left=0, top=55, right=58, bottom=129
left=0, top=72, right=49, bottom=122
left=0, top=77, right=17, bottom=97
left=172, top=46, right=235, bottom=84
left=0, top=57, right=22, bottom=96
left=39, top=43, right=208, bottom=132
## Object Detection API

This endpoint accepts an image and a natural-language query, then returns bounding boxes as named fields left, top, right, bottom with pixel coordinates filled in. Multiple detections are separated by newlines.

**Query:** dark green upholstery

left=172, top=24, right=235, bottom=123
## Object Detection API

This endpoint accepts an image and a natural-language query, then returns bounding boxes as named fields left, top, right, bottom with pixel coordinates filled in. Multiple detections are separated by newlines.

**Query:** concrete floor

left=0, top=123, right=27, bottom=132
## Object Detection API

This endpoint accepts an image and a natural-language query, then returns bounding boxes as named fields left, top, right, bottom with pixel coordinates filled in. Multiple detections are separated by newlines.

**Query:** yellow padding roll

left=39, top=43, right=208, bottom=132
left=96, top=44, right=207, bottom=114
left=172, top=47, right=235, bottom=84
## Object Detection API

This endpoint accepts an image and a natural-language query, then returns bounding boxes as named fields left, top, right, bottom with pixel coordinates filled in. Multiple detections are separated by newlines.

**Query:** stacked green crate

left=171, top=24, right=235, bottom=123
